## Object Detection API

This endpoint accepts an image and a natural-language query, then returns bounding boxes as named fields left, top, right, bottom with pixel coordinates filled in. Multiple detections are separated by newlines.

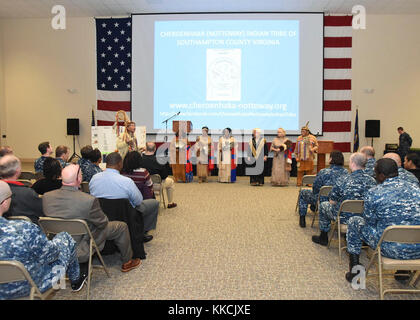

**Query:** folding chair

left=18, top=171, right=35, bottom=181
left=295, top=175, right=316, bottom=214
left=365, top=225, right=420, bottom=300
left=7, top=216, right=33, bottom=223
left=151, top=174, right=166, bottom=209
left=311, top=185, right=333, bottom=228
left=327, top=200, right=364, bottom=260
left=38, top=217, right=111, bottom=300
left=17, top=179, right=32, bottom=187
left=80, top=182, right=90, bottom=193
left=0, top=260, right=56, bottom=300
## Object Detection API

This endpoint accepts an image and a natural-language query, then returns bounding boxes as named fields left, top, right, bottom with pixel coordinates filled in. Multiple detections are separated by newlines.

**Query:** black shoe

left=71, top=272, right=88, bottom=292
left=346, top=253, right=363, bottom=283
left=312, top=231, right=328, bottom=246
left=394, top=270, right=411, bottom=282
left=299, top=216, right=306, bottom=228
left=143, top=235, right=153, bottom=243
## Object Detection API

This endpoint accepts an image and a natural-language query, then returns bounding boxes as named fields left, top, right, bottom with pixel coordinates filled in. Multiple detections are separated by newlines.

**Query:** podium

left=172, top=121, right=192, bottom=133
left=317, top=141, right=334, bottom=172
left=171, top=120, right=192, bottom=182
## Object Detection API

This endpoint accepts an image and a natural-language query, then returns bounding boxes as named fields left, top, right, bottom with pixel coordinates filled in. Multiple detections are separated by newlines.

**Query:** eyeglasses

left=0, top=196, right=12, bottom=205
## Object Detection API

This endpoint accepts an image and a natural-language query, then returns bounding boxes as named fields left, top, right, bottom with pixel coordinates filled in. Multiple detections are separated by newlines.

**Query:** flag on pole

left=96, top=17, right=132, bottom=125
left=353, top=108, right=359, bottom=152
left=91, top=106, right=96, bottom=126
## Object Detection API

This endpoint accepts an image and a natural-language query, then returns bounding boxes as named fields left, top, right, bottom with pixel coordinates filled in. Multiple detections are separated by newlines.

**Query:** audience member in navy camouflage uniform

left=55, top=145, right=70, bottom=169
left=78, top=146, right=102, bottom=182
left=34, top=141, right=53, bottom=173
left=383, top=152, right=419, bottom=187
left=0, top=180, right=86, bottom=299
left=345, top=158, right=420, bottom=283
left=312, top=152, right=376, bottom=246
left=360, top=146, right=376, bottom=178
left=298, top=150, right=348, bottom=228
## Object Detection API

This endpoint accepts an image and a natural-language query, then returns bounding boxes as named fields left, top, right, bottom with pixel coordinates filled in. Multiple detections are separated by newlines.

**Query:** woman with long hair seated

left=121, top=151, right=155, bottom=200
left=31, top=157, right=62, bottom=195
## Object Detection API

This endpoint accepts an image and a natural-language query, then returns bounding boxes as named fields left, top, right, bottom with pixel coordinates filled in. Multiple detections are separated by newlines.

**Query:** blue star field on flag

left=96, top=18, right=132, bottom=92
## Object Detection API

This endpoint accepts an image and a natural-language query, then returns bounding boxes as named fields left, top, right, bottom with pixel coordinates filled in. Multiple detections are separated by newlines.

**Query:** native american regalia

left=294, top=132, right=318, bottom=186
left=247, top=137, right=268, bottom=185
left=195, top=135, right=213, bottom=182
left=218, top=136, right=237, bottom=183
left=271, top=137, right=292, bottom=186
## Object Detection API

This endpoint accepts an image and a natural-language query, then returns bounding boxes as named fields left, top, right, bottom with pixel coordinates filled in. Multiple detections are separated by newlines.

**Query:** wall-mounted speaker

left=365, top=120, right=380, bottom=138
left=67, top=118, right=80, bottom=136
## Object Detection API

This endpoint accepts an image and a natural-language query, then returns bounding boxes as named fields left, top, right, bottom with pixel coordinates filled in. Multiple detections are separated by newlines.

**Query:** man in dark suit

left=42, top=164, right=141, bottom=281
left=397, top=127, right=413, bottom=167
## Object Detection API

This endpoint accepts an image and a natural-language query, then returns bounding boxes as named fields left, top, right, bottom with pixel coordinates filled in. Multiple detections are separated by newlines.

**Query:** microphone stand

left=162, top=112, right=181, bottom=156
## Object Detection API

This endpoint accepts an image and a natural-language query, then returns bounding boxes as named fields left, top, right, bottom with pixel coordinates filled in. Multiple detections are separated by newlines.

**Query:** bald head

left=383, top=152, right=401, bottom=167
left=61, top=164, right=82, bottom=187
left=360, top=146, right=375, bottom=159
left=146, top=142, right=156, bottom=152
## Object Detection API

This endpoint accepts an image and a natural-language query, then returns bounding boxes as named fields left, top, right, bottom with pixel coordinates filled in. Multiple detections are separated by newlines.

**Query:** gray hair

left=350, top=152, right=367, bottom=169
left=360, top=146, right=375, bottom=158
left=0, top=155, right=21, bottom=179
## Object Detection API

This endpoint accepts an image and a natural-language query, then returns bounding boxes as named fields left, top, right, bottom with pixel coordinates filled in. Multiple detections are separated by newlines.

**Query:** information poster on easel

left=136, top=126, right=147, bottom=149
left=92, top=126, right=147, bottom=154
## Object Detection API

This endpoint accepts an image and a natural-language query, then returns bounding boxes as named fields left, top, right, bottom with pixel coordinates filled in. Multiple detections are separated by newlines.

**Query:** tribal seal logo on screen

left=206, top=49, right=241, bottom=101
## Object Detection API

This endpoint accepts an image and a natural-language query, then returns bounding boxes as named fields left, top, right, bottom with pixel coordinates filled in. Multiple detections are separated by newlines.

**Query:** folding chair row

left=327, top=200, right=365, bottom=260
left=1, top=217, right=111, bottom=300
left=311, top=185, right=333, bottom=228
left=295, top=175, right=316, bottom=214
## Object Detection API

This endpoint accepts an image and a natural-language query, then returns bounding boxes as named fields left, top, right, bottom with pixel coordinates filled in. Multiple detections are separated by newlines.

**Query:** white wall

left=352, top=14, right=420, bottom=157
left=0, top=14, right=419, bottom=160
left=0, top=17, right=96, bottom=159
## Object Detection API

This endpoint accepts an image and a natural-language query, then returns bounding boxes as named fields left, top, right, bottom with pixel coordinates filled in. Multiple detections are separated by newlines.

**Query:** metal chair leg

left=311, top=211, right=317, bottom=228
left=338, top=222, right=342, bottom=260
left=327, top=222, right=336, bottom=248
left=87, top=239, right=93, bottom=300
left=94, top=244, right=111, bottom=278
left=378, top=254, right=384, bottom=300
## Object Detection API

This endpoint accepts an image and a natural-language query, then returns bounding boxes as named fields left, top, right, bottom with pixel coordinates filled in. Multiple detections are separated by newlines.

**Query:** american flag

left=96, top=17, right=132, bottom=126
left=95, top=15, right=352, bottom=152
left=321, top=15, right=352, bottom=152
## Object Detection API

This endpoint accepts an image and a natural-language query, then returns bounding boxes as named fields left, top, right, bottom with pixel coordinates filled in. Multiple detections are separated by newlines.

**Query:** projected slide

left=153, top=20, right=299, bottom=131
left=132, top=13, right=324, bottom=135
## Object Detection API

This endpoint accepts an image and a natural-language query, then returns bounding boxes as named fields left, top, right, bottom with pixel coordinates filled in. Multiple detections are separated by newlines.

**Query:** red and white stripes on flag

left=322, top=15, right=353, bottom=153
left=97, top=90, right=131, bottom=126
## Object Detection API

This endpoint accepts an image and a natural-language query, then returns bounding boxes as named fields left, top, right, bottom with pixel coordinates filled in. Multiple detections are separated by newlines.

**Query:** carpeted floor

left=52, top=176, right=420, bottom=300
